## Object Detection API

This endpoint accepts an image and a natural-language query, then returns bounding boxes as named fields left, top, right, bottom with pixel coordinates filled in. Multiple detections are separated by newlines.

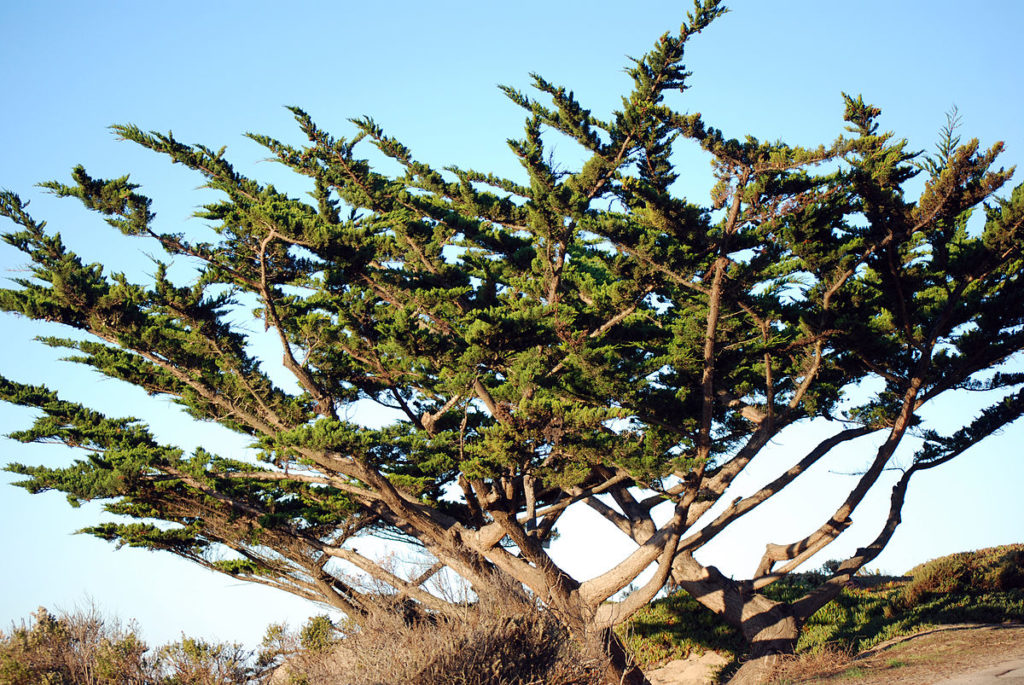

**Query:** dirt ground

left=767, top=623, right=1024, bottom=684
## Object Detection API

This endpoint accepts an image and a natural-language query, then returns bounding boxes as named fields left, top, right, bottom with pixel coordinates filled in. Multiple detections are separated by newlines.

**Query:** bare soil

left=768, top=623, right=1024, bottom=684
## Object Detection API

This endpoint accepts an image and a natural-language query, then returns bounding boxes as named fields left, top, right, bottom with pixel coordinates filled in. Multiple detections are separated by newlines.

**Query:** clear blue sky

left=1, top=1, right=1023, bottom=649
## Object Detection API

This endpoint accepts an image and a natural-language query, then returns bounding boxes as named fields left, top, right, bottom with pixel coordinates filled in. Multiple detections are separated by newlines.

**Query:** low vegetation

left=616, top=588, right=747, bottom=668
left=0, top=598, right=604, bottom=684
left=619, top=545, right=1024, bottom=679
left=0, top=605, right=265, bottom=684
left=265, top=595, right=605, bottom=685
left=1, top=546, right=1021, bottom=684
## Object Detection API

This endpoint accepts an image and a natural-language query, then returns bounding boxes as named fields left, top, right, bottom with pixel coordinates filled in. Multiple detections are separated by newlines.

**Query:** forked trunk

left=671, top=556, right=799, bottom=684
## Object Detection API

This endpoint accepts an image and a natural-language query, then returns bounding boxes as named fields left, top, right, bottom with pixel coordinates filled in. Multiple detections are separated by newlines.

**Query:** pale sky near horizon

left=1, top=1, right=1023, bottom=650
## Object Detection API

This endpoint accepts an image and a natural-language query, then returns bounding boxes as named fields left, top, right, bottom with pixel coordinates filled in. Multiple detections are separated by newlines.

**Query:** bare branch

left=256, top=230, right=337, bottom=419
left=754, top=380, right=923, bottom=580
left=321, top=547, right=454, bottom=615
left=679, top=426, right=877, bottom=554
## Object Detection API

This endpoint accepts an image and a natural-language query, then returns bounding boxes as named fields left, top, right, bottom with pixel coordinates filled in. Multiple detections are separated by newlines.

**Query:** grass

left=615, top=587, right=746, bottom=669
left=791, top=545, right=1024, bottom=656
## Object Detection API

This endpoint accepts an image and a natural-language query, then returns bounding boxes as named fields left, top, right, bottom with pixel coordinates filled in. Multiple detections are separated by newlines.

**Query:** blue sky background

left=1, top=1, right=1023, bottom=649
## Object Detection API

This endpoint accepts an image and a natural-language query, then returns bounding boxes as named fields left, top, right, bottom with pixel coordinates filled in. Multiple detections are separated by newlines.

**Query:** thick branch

left=578, top=505, right=685, bottom=607
left=594, top=523, right=681, bottom=629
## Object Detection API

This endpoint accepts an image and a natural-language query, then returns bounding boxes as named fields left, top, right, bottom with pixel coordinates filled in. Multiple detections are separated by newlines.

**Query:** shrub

left=156, top=637, right=258, bottom=684
left=297, top=615, right=335, bottom=654
left=901, top=545, right=1024, bottom=608
left=0, top=605, right=150, bottom=685
left=0, top=605, right=274, bottom=685
left=1, top=599, right=602, bottom=685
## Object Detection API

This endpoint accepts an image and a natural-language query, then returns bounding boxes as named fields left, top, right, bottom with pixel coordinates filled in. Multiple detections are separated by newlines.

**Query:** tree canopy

left=2, top=2, right=1023, bottom=683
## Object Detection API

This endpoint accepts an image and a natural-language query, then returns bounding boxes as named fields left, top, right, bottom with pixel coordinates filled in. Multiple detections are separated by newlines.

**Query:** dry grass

left=271, top=596, right=607, bottom=685
left=764, top=644, right=855, bottom=684
left=0, top=595, right=604, bottom=685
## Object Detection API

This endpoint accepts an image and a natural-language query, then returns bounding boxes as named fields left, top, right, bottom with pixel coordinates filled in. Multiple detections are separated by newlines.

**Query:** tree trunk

left=727, top=601, right=799, bottom=685
left=741, top=598, right=798, bottom=656
left=588, top=627, right=651, bottom=685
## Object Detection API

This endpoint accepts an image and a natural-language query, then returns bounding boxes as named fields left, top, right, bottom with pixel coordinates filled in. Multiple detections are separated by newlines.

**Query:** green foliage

left=794, top=581, right=1024, bottom=655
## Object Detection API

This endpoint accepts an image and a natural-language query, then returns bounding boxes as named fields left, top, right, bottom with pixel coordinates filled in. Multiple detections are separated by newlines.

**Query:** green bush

left=297, top=615, right=335, bottom=654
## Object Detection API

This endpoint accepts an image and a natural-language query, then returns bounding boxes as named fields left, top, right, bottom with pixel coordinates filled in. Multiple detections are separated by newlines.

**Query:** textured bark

left=590, top=628, right=651, bottom=685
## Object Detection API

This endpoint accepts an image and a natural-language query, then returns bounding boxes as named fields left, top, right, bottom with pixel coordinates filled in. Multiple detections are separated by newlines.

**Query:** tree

left=2, top=1, right=1023, bottom=682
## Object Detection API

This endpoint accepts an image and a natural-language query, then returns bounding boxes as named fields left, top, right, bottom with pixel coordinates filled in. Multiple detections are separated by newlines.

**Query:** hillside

left=623, top=544, right=1024, bottom=683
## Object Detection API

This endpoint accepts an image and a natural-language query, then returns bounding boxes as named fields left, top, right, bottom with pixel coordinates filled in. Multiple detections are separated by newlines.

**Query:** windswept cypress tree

left=2, top=2, right=1023, bottom=682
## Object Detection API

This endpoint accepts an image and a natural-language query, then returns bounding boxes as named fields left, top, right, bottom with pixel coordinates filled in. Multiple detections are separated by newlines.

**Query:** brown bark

left=741, top=601, right=798, bottom=656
